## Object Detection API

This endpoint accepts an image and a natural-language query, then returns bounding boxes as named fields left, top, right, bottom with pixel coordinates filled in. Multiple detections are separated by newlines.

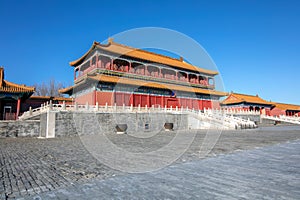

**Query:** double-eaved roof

left=59, top=74, right=227, bottom=97
left=69, top=39, right=219, bottom=75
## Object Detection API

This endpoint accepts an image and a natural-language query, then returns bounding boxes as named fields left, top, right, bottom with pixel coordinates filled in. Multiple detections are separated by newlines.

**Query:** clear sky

left=0, top=0, right=299, bottom=104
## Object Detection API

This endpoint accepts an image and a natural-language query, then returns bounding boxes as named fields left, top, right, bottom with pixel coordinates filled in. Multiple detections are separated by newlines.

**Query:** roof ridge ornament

left=0, top=67, right=4, bottom=87
left=108, top=37, right=114, bottom=44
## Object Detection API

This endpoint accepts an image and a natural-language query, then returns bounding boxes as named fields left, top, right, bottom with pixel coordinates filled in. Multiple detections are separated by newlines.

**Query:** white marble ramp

left=30, top=140, right=300, bottom=200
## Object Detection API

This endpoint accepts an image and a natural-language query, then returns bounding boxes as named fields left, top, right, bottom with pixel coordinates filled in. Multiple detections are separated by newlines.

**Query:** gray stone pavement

left=29, top=139, right=300, bottom=200
left=1, top=126, right=300, bottom=199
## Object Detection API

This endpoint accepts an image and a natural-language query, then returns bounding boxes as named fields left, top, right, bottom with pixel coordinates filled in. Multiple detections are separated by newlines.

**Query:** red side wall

left=96, top=91, right=114, bottom=106
left=269, top=108, right=285, bottom=116
left=75, top=92, right=95, bottom=105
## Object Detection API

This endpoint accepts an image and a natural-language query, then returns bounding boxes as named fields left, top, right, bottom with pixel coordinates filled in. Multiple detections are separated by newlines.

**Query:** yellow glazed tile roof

left=69, top=40, right=219, bottom=75
left=0, top=80, right=35, bottom=93
left=221, top=93, right=273, bottom=105
left=0, top=67, right=35, bottom=93
left=272, top=102, right=300, bottom=111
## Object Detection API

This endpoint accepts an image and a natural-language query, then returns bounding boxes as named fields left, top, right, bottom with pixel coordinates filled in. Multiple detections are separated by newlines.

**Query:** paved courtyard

left=1, top=125, right=300, bottom=199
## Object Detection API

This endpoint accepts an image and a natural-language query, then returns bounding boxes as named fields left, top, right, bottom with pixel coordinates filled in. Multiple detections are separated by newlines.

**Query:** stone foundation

left=40, top=111, right=188, bottom=137
left=0, top=120, right=40, bottom=137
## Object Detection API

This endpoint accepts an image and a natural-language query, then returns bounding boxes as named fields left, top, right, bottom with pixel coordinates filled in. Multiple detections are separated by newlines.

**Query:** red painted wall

left=76, top=91, right=214, bottom=110
left=96, top=91, right=114, bottom=106
left=269, top=107, right=285, bottom=116
left=76, top=92, right=95, bottom=105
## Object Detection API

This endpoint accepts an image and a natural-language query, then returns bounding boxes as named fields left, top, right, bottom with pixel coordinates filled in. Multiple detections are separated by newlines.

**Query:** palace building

left=59, top=39, right=227, bottom=109
left=270, top=102, right=300, bottom=117
left=0, top=67, right=73, bottom=120
left=220, top=92, right=273, bottom=115
left=0, top=67, right=35, bottom=120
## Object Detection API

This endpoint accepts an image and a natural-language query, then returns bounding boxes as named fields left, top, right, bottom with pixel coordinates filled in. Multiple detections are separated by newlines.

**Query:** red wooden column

left=16, top=98, right=21, bottom=120
left=147, top=94, right=150, bottom=107
left=95, top=54, right=99, bottom=68
left=93, top=90, right=97, bottom=105
left=130, top=93, right=134, bottom=105
left=129, top=62, right=132, bottom=72
left=112, top=90, right=116, bottom=105
left=111, top=58, right=114, bottom=70
left=145, top=65, right=148, bottom=76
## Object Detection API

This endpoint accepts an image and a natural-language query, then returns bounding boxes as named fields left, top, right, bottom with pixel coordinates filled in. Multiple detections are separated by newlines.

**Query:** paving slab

left=29, top=139, right=300, bottom=200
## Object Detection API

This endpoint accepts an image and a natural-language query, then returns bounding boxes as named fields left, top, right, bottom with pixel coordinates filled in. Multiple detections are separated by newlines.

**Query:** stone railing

left=217, top=108, right=260, bottom=115
left=19, top=101, right=188, bottom=120
left=201, top=108, right=257, bottom=129
left=261, top=114, right=300, bottom=125
left=19, top=101, right=257, bottom=129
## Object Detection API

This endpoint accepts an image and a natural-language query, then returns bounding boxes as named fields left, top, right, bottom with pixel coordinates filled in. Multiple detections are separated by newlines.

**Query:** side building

left=0, top=67, right=35, bottom=120
left=0, top=67, right=73, bottom=120
left=59, top=39, right=227, bottom=109
left=270, top=103, right=300, bottom=117
left=220, top=92, right=273, bottom=115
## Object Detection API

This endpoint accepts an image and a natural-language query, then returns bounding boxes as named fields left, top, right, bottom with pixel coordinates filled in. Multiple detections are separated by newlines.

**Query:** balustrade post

left=145, top=105, right=148, bottom=111
left=138, top=104, right=141, bottom=111
left=85, top=102, right=89, bottom=111
left=75, top=102, right=78, bottom=111
left=49, top=100, right=53, bottom=110
left=176, top=106, right=178, bottom=111
left=114, top=103, right=117, bottom=111
left=29, top=106, right=32, bottom=116
left=62, top=101, right=66, bottom=110
left=123, top=103, right=125, bottom=111
left=164, top=105, right=167, bottom=112
left=105, top=102, right=108, bottom=111
left=130, top=104, right=133, bottom=111
left=96, top=102, right=99, bottom=111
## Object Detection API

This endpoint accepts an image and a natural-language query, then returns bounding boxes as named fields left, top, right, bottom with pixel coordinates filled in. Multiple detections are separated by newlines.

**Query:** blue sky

left=0, top=0, right=299, bottom=104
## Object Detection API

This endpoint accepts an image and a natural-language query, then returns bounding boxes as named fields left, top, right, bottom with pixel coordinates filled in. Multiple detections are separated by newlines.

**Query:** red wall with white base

left=75, top=90, right=215, bottom=110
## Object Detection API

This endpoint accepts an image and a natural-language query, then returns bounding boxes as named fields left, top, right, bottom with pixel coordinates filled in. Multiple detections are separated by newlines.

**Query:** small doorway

left=3, top=106, right=12, bottom=120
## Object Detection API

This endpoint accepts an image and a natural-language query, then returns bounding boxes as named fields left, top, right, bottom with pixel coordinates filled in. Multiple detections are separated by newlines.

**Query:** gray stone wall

left=0, top=120, right=40, bottom=137
left=54, top=111, right=188, bottom=136
left=1, top=111, right=188, bottom=138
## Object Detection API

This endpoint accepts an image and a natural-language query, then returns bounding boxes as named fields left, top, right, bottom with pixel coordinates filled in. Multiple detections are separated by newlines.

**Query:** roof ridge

left=274, top=102, right=300, bottom=106
left=233, top=92, right=260, bottom=97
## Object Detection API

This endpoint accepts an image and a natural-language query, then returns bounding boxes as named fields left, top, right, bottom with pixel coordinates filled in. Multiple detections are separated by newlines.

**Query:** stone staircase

left=185, top=109, right=257, bottom=130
